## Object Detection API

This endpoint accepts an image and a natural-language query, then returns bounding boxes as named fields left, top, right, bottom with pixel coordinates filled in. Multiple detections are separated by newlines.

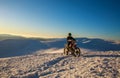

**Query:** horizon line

left=0, top=33, right=120, bottom=41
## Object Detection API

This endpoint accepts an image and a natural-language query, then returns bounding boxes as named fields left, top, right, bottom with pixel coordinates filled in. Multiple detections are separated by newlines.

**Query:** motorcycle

left=64, top=40, right=81, bottom=57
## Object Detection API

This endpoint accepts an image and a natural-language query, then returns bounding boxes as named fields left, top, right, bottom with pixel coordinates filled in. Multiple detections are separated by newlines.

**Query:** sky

left=0, top=0, right=120, bottom=40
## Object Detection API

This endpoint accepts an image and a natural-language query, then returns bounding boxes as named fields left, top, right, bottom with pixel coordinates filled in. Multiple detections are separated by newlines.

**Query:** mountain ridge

left=0, top=34, right=120, bottom=58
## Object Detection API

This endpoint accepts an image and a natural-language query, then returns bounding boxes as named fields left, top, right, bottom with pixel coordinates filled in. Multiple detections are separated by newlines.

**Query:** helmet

left=68, top=33, right=72, bottom=36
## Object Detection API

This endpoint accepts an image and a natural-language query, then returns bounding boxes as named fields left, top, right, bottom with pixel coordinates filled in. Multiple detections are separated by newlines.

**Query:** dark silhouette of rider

left=67, top=33, right=76, bottom=47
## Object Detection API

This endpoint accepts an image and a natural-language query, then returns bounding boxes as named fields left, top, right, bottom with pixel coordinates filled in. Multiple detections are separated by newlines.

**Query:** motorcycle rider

left=64, top=33, right=80, bottom=57
left=67, top=33, right=76, bottom=48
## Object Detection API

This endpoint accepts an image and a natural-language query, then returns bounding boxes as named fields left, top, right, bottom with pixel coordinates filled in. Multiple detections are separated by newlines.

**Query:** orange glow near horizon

left=0, top=29, right=65, bottom=38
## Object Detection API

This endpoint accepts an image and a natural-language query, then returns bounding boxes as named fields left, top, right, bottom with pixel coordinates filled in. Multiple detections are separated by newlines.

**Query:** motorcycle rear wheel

left=74, top=47, right=81, bottom=57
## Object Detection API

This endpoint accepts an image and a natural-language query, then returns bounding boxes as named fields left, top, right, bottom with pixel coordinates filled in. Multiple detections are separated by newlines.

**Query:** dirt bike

left=64, top=40, right=81, bottom=57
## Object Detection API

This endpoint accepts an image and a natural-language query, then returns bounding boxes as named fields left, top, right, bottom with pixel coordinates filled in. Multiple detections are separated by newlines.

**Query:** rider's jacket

left=67, top=36, right=75, bottom=42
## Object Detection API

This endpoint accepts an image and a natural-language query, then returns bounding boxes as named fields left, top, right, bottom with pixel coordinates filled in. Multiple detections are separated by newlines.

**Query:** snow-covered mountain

left=0, top=35, right=120, bottom=78
left=0, top=35, right=120, bottom=58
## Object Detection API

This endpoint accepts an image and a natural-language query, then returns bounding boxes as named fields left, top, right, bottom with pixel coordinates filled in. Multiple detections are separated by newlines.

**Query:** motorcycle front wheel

left=74, top=47, right=81, bottom=57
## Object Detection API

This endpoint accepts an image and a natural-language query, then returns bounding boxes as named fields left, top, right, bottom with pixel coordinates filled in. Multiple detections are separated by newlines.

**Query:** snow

left=0, top=37, right=120, bottom=78
left=82, top=40, right=91, bottom=43
left=0, top=48, right=120, bottom=78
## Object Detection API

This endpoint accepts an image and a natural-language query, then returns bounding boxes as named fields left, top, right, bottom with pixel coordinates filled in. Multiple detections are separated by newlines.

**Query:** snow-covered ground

left=0, top=48, right=120, bottom=78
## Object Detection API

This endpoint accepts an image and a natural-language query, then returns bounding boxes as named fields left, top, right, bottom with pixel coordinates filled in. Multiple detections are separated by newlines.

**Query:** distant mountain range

left=0, top=34, right=25, bottom=41
left=0, top=34, right=120, bottom=58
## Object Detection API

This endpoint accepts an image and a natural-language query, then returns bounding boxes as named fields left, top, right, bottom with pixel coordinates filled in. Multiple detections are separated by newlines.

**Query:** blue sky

left=0, top=0, right=120, bottom=40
